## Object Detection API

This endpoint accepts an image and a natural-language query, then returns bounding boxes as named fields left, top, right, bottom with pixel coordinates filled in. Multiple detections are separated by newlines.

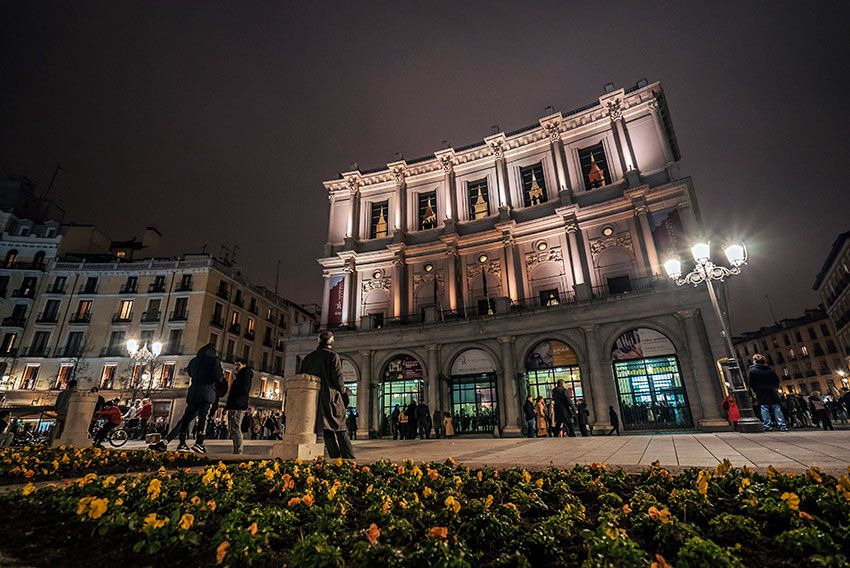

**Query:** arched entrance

left=523, top=339, right=583, bottom=403
left=378, top=354, right=424, bottom=436
left=611, top=328, right=693, bottom=430
left=449, top=348, right=498, bottom=434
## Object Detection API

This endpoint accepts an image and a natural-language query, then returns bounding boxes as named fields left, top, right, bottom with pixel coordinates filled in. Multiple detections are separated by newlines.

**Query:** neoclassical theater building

left=284, top=80, right=732, bottom=437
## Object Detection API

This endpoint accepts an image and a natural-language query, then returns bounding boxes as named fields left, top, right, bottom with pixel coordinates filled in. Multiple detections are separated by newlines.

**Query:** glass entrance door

left=451, top=373, right=497, bottom=434
left=612, top=356, right=693, bottom=430
left=525, top=366, right=583, bottom=403
left=378, top=379, right=423, bottom=436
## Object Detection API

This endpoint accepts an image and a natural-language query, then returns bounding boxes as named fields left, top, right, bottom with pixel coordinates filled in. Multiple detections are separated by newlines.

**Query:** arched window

left=4, top=249, right=18, bottom=267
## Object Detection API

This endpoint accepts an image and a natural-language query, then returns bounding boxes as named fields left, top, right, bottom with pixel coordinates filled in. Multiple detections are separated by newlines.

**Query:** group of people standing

left=389, top=400, right=452, bottom=440
left=523, top=379, right=601, bottom=438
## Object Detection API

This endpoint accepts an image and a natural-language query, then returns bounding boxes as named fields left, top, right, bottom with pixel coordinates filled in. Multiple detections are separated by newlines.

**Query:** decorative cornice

left=606, top=99, right=623, bottom=122
left=525, top=246, right=564, bottom=271
left=589, top=232, right=633, bottom=259
left=361, top=277, right=391, bottom=295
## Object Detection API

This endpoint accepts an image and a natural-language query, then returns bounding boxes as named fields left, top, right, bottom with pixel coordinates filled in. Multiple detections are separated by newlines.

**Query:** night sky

left=2, top=1, right=849, bottom=333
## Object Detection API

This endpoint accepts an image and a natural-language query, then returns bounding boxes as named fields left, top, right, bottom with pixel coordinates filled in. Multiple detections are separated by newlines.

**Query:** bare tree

left=65, top=335, right=95, bottom=386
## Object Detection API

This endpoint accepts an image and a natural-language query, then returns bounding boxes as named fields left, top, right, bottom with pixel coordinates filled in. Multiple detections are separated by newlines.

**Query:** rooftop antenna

left=42, top=163, right=65, bottom=199
left=765, top=294, right=778, bottom=325
left=231, top=245, right=239, bottom=265
left=274, top=259, right=281, bottom=294
left=201, top=243, right=208, bottom=254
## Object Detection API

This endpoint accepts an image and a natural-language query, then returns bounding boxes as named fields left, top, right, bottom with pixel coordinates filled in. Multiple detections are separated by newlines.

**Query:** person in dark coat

left=523, top=395, right=536, bottom=438
left=346, top=409, right=358, bottom=440
left=225, top=357, right=253, bottom=454
left=747, top=354, right=787, bottom=432
left=432, top=409, right=443, bottom=439
left=406, top=400, right=418, bottom=439
left=298, top=331, right=355, bottom=458
left=576, top=399, right=590, bottom=437
left=150, top=343, right=225, bottom=453
left=417, top=402, right=431, bottom=439
left=608, top=405, right=620, bottom=435
left=552, top=380, right=576, bottom=437
left=390, top=405, right=401, bottom=439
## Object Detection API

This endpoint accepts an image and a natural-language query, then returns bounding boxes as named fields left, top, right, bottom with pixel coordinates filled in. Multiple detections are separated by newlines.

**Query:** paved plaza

left=136, top=430, right=850, bottom=475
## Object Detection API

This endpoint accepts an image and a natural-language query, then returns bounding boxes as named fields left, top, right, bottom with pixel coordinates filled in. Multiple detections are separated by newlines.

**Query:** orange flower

left=302, top=494, right=315, bottom=507
left=650, top=553, right=672, bottom=568
left=207, top=500, right=217, bottom=511
left=179, top=513, right=194, bottom=530
left=215, top=541, right=230, bottom=564
left=178, top=491, right=187, bottom=500
left=288, top=497, right=302, bottom=507
left=622, top=503, right=632, bottom=516
left=476, top=471, right=483, bottom=482
left=428, top=526, right=448, bottom=540
left=365, top=523, right=380, bottom=546
left=799, top=511, right=814, bottom=521
left=247, top=522, right=258, bottom=535
left=648, top=506, right=672, bottom=524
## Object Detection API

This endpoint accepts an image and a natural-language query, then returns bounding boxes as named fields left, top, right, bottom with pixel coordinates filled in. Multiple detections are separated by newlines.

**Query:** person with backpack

left=225, top=357, right=253, bottom=454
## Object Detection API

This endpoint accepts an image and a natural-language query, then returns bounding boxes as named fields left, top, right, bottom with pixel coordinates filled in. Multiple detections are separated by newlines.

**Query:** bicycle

left=91, top=420, right=129, bottom=448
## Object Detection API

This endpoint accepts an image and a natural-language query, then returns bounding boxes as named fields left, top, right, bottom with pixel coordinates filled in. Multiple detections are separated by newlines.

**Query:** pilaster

left=498, top=335, right=522, bottom=436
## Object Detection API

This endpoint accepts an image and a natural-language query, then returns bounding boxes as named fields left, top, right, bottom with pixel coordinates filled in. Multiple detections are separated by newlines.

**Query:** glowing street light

left=664, top=240, right=763, bottom=433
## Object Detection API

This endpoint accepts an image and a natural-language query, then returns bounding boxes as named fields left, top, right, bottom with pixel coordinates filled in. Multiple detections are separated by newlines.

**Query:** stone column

left=341, top=271, right=352, bottom=326
left=498, top=336, right=522, bottom=436
left=486, top=135, right=509, bottom=207
left=566, top=223, right=586, bottom=286
left=541, top=119, right=571, bottom=196
left=357, top=350, right=373, bottom=439
left=445, top=247, right=458, bottom=312
left=502, top=233, right=519, bottom=302
left=437, top=152, right=458, bottom=222
left=391, top=251, right=407, bottom=318
left=345, top=176, right=361, bottom=240
left=52, top=390, right=97, bottom=448
left=270, top=374, right=324, bottom=459
left=389, top=162, right=407, bottom=233
left=678, top=309, right=727, bottom=429
left=327, top=193, right=337, bottom=244
left=427, top=345, right=439, bottom=415
left=583, top=325, right=615, bottom=430
left=648, top=95, right=675, bottom=164
left=606, top=99, right=639, bottom=184
left=635, top=204, right=661, bottom=275
left=320, top=272, right=331, bottom=327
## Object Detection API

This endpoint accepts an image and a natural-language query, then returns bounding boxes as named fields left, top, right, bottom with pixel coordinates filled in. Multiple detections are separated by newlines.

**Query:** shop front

left=611, top=328, right=693, bottom=430
left=378, top=354, right=424, bottom=436
left=449, top=348, right=498, bottom=435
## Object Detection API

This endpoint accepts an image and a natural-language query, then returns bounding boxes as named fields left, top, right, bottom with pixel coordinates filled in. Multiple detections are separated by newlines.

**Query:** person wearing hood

left=747, top=353, right=787, bottom=432
left=299, top=331, right=355, bottom=459
left=226, top=357, right=253, bottom=454
left=150, top=343, right=225, bottom=453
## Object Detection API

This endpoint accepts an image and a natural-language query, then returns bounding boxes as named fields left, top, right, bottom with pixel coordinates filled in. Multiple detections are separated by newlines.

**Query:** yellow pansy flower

left=179, top=513, right=194, bottom=530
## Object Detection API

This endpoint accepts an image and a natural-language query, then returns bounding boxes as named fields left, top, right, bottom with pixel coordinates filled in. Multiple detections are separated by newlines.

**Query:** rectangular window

left=783, top=334, right=791, bottom=346
left=100, top=364, right=117, bottom=389
left=607, top=275, right=633, bottom=294
left=144, top=298, right=161, bottom=321
left=51, top=275, right=66, bottom=293
left=539, top=288, right=560, bottom=307
left=259, top=377, right=268, bottom=397
left=76, top=300, right=92, bottom=319
left=519, top=162, right=547, bottom=207
left=262, top=351, right=269, bottom=370
left=230, top=310, right=239, bottom=325
left=123, top=276, right=138, bottom=293
left=107, top=331, right=125, bottom=355
left=801, top=345, right=809, bottom=356
left=226, top=339, right=235, bottom=361
left=178, top=274, right=192, bottom=291
left=417, top=190, right=438, bottom=230
left=0, top=275, right=9, bottom=297
left=173, top=297, right=188, bottom=319
left=54, top=365, right=74, bottom=390
left=578, top=142, right=612, bottom=190
left=65, top=332, right=84, bottom=356
left=467, top=179, right=490, bottom=220
left=140, top=330, right=154, bottom=344
left=42, top=299, right=61, bottom=321
left=117, top=299, right=133, bottom=320
left=209, top=333, right=218, bottom=349
left=20, top=364, right=40, bottom=389
left=158, top=362, right=176, bottom=389
left=214, top=303, right=224, bottom=320
left=266, top=307, right=274, bottom=320
left=242, top=344, right=251, bottom=360
left=167, top=329, right=182, bottom=354
left=31, top=331, right=50, bottom=355
left=795, top=331, right=803, bottom=342
left=820, top=324, right=830, bottom=336
left=249, top=297, right=257, bottom=313
left=247, top=318, right=255, bottom=334
left=151, top=275, right=166, bottom=292
left=808, top=327, right=817, bottom=340
left=370, top=201, right=389, bottom=239
left=83, top=276, right=98, bottom=293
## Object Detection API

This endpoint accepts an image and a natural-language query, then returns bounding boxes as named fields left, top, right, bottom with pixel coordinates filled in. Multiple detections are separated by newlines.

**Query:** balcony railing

left=244, top=330, right=255, bottom=341
left=54, top=347, right=84, bottom=358
left=36, top=312, right=59, bottom=323
left=45, top=284, right=66, bottom=294
left=1, top=317, right=27, bottom=328
left=11, top=288, right=37, bottom=299
left=69, top=313, right=92, bottom=324
left=148, top=282, right=166, bottom=293
left=162, top=344, right=182, bottom=355
left=20, top=346, right=50, bottom=358
left=210, top=315, right=225, bottom=328
left=78, top=284, right=99, bottom=294
left=119, top=283, right=139, bottom=294
left=141, top=310, right=161, bottom=323
left=100, top=346, right=124, bottom=357
left=0, top=347, right=18, bottom=357
left=170, top=310, right=188, bottom=322
left=175, top=281, right=193, bottom=292
left=112, top=312, right=134, bottom=324
left=229, top=323, right=241, bottom=335
left=2, top=261, right=45, bottom=271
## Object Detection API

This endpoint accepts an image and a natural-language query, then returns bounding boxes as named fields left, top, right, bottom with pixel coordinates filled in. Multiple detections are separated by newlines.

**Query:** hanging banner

left=649, top=207, right=685, bottom=260
left=327, top=275, right=345, bottom=327
left=341, top=359, right=358, bottom=383
left=384, top=355, right=423, bottom=380
left=451, top=349, right=497, bottom=375
left=525, top=340, right=579, bottom=370
left=611, top=328, right=676, bottom=360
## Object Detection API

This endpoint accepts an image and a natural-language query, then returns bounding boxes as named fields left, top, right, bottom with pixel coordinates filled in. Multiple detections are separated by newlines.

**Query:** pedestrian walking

left=417, top=402, right=432, bottom=439
left=553, top=380, right=577, bottom=437
left=809, top=392, right=834, bottom=431
left=535, top=396, right=548, bottom=437
left=747, top=354, right=787, bottom=432
left=576, top=399, right=590, bottom=437
left=432, top=409, right=443, bottom=439
left=298, top=331, right=355, bottom=459
left=346, top=409, right=357, bottom=440
left=523, top=395, right=536, bottom=438
left=608, top=405, right=620, bottom=435
left=443, top=412, right=455, bottom=439
left=406, top=400, right=418, bottom=439
left=149, top=343, right=226, bottom=453
left=722, top=394, right=740, bottom=431
left=225, top=357, right=253, bottom=454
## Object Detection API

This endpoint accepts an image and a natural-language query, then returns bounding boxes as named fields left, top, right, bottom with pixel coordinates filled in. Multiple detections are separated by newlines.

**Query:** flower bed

left=0, top=446, right=208, bottom=484
left=1, top=456, right=849, bottom=567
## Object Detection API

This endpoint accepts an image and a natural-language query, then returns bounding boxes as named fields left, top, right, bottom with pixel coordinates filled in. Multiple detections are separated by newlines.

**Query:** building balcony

left=0, top=347, right=18, bottom=357
left=228, top=323, right=241, bottom=335
left=69, top=313, right=92, bottom=325
left=175, top=281, right=193, bottom=292
left=2, top=261, right=45, bottom=271
left=78, top=284, right=99, bottom=295
left=119, top=283, right=139, bottom=294
left=244, top=330, right=255, bottom=341
left=216, top=288, right=229, bottom=300
left=148, top=282, right=166, bottom=293
left=112, top=312, right=134, bottom=324
left=54, top=347, right=84, bottom=358
left=45, top=284, right=66, bottom=295
left=36, top=312, right=59, bottom=324
left=11, top=288, right=37, bottom=300
left=210, top=315, right=225, bottom=328
left=20, top=346, right=50, bottom=358
left=141, top=310, right=161, bottom=323
left=170, top=310, right=188, bottom=322
left=1, top=317, right=27, bottom=328
left=163, top=344, right=182, bottom=355
left=100, top=346, right=124, bottom=357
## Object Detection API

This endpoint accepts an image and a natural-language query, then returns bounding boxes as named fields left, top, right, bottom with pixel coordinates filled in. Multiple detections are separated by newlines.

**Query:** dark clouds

left=1, top=1, right=848, bottom=332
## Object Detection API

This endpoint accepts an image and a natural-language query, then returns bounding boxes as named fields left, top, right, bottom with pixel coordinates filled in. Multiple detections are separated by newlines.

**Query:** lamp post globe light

left=126, top=339, right=163, bottom=401
left=664, top=240, right=764, bottom=433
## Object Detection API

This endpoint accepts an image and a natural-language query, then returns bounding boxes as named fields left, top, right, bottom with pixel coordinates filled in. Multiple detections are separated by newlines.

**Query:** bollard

left=52, top=390, right=98, bottom=449
left=269, top=374, right=324, bottom=460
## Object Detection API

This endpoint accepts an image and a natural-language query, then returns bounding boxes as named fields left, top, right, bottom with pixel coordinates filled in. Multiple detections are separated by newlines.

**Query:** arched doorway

left=611, top=328, right=693, bottom=430
left=378, top=354, right=424, bottom=436
left=523, top=339, right=583, bottom=403
left=449, top=348, right=498, bottom=434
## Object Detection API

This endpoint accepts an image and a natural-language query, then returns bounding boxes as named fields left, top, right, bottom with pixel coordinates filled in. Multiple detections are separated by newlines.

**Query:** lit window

left=418, top=191, right=438, bottom=230
left=370, top=201, right=389, bottom=239
left=578, top=142, right=611, bottom=190
left=519, top=163, right=547, bottom=207
left=467, top=179, right=490, bottom=220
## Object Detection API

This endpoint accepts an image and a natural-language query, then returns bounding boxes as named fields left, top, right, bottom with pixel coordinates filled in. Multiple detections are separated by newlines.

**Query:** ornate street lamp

left=126, top=339, right=162, bottom=401
left=664, top=240, right=763, bottom=433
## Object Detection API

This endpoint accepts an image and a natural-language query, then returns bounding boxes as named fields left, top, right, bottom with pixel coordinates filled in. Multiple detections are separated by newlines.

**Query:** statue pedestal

left=52, top=391, right=97, bottom=449
left=269, top=374, right=323, bottom=460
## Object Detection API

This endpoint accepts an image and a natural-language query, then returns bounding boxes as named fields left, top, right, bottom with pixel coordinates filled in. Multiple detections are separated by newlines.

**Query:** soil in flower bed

left=0, top=446, right=208, bottom=484
left=1, top=458, right=849, bottom=567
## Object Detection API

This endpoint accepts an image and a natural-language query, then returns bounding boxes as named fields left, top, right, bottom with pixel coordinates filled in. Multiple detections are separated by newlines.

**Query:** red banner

left=327, top=275, right=345, bottom=326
